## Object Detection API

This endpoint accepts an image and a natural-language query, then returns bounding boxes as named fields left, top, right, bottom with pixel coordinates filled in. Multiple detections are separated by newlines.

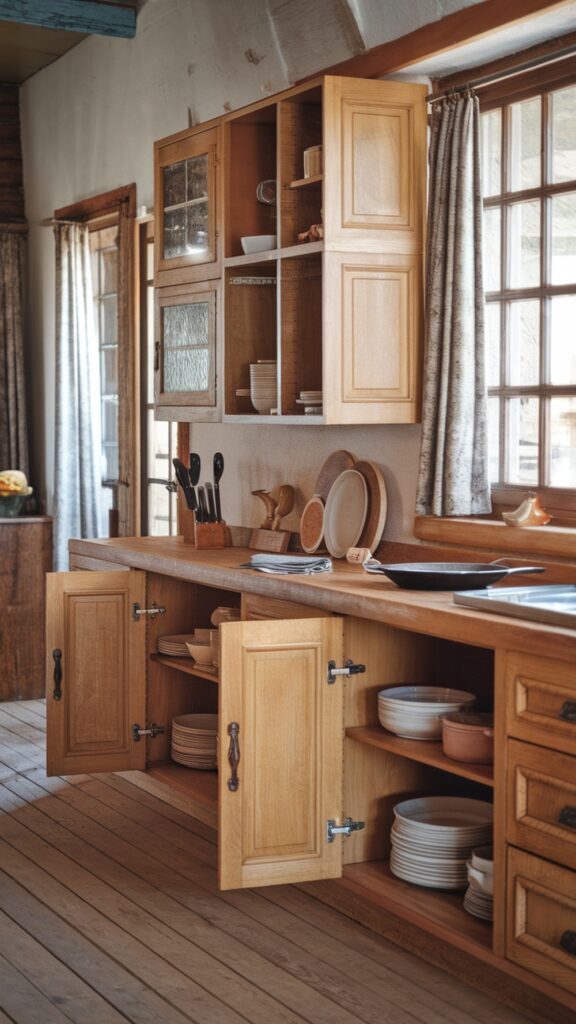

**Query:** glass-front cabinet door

left=154, top=124, right=220, bottom=286
left=154, top=282, right=219, bottom=420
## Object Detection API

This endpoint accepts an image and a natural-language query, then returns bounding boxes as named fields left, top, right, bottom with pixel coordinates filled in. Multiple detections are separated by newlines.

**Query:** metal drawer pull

left=227, top=721, right=240, bottom=792
left=52, top=648, right=62, bottom=701
left=559, top=701, right=576, bottom=723
left=560, top=930, right=576, bottom=956
left=559, top=806, right=576, bottom=829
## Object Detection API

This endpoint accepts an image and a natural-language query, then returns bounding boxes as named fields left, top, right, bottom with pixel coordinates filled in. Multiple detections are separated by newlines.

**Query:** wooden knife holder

left=182, top=513, right=229, bottom=549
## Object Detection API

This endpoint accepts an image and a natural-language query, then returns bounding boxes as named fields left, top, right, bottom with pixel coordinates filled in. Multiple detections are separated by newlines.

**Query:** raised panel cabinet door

left=323, top=251, right=423, bottom=424
left=323, top=77, right=426, bottom=252
left=218, top=617, right=344, bottom=889
left=154, top=281, right=219, bottom=422
left=46, top=571, right=147, bottom=777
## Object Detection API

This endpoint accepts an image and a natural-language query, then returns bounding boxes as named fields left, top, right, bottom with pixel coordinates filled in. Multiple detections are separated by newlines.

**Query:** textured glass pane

left=485, top=302, right=500, bottom=386
left=102, top=444, right=118, bottom=481
left=508, top=300, right=539, bottom=386
left=164, top=348, right=209, bottom=393
left=101, top=295, right=117, bottom=346
left=507, top=397, right=538, bottom=484
left=163, top=302, right=209, bottom=347
left=509, top=201, right=540, bottom=288
left=102, top=248, right=117, bottom=294
left=101, top=396, right=118, bottom=445
left=483, top=207, right=501, bottom=291
left=551, top=192, right=576, bottom=285
left=164, top=160, right=186, bottom=208
left=100, top=347, right=118, bottom=396
left=187, top=154, right=208, bottom=200
left=509, top=98, right=541, bottom=191
left=552, top=86, right=576, bottom=184
left=488, top=395, right=500, bottom=483
left=481, top=109, right=501, bottom=197
left=187, top=201, right=209, bottom=257
left=551, top=295, right=576, bottom=385
left=550, top=397, right=576, bottom=487
left=163, top=207, right=186, bottom=259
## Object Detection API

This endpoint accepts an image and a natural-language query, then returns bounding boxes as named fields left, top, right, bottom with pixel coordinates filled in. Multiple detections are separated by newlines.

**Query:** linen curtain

left=0, top=229, right=29, bottom=475
left=415, top=91, right=491, bottom=516
left=53, top=222, right=102, bottom=570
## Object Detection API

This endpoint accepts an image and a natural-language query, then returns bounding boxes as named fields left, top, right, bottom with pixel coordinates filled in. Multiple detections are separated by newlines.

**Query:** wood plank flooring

left=0, top=699, right=535, bottom=1024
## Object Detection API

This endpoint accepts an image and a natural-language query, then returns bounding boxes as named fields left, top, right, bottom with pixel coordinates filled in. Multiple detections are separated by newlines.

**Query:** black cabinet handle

left=227, top=721, right=240, bottom=792
left=559, top=806, right=576, bottom=829
left=560, top=930, right=576, bottom=956
left=52, top=648, right=62, bottom=701
left=559, top=701, right=576, bottom=723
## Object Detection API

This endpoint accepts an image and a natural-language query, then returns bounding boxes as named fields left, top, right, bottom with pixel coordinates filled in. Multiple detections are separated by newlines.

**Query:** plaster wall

left=20, top=0, right=485, bottom=542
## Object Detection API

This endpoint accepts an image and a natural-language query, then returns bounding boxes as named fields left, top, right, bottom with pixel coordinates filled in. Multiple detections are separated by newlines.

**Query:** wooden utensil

left=272, top=485, right=294, bottom=530
left=313, top=450, right=356, bottom=501
left=354, top=460, right=387, bottom=554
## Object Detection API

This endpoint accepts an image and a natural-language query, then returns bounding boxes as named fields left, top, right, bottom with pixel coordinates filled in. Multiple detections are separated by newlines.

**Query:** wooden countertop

left=69, top=535, right=576, bottom=661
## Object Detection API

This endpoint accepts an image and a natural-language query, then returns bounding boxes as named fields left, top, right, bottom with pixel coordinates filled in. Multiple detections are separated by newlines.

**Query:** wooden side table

left=0, top=516, right=52, bottom=701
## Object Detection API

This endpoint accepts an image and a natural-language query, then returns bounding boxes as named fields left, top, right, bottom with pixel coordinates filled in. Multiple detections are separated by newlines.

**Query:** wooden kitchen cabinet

left=153, top=280, right=220, bottom=421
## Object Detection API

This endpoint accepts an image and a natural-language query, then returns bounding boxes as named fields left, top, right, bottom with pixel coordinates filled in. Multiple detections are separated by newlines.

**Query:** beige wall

left=20, top=0, right=485, bottom=542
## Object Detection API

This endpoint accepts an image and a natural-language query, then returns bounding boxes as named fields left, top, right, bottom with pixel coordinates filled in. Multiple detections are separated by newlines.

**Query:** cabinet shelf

left=224, top=240, right=323, bottom=267
left=346, top=726, right=494, bottom=788
left=147, top=760, right=218, bottom=829
left=151, top=652, right=219, bottom=684
left=343, top=861, right=492, bottom=952
left=288, top=174, right=323, bottom=189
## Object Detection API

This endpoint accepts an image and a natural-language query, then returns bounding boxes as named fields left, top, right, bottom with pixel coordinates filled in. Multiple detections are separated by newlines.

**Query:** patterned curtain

left=0, top=229, right=29, bottom=476
left=53, top=223, right=102, bottom=570
left=415, top=91, right=491, bottom=516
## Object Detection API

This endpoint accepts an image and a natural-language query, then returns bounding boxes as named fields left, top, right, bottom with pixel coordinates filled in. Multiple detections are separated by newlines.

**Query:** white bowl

left=241, top=235, right=277, bottom=254
left=377, top=687, right=476, bottom=740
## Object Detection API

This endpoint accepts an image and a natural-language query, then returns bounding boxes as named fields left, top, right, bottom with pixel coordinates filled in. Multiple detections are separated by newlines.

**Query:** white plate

left=394, top=797, right=493, bottom=831
left=323, top=469, right=368, bottom=559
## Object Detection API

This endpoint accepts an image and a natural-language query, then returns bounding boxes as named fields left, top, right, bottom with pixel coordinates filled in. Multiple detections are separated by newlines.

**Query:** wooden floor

left=0, top=699, right=534, bottom=1024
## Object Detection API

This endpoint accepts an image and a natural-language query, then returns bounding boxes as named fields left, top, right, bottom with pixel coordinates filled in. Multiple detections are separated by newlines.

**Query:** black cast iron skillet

left=363, top=560, right=545, bottom=591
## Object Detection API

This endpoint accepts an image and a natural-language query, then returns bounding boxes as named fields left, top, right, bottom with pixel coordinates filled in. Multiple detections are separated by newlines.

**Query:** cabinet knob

left=559, top=701, right=576, bottom=723
left=559, top=806, right=576, bottom=829
left=560, top=930, right=576, bottom=956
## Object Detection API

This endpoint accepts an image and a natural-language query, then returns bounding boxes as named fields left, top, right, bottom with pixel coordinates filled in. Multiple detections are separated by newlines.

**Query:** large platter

left=323, top=469, right=368, bottom=559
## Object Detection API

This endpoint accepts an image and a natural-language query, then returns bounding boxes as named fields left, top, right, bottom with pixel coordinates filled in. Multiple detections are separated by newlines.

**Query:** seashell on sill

left=502, top=492, right=552, bottom=527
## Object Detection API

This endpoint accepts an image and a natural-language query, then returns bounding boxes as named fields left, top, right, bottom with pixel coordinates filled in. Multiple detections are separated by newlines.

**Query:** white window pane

left=550, top=397, right=576, bottom=487
left=508, top=300, right=539, bottom=386
left=485, top=302, right=500, bottom=386
left=509, top=200, right=540, bottom=288
left=551, top=85, right=576, bottom=184
left=481, top=109, right=502, bottom=197
left=483, top=207, right=501, bottom=291
left=506, top=397, right=539, bottom=485
left=509, top=97, right=541, bottom=191
left=488, top=396, right=500, bottom=483
left=550, top=295, right=576, bottom=385
left=551, top=192, right=576, bottom=286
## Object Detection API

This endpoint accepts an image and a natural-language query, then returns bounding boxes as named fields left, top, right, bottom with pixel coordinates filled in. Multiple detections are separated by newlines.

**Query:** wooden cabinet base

left=0, top=517, right=52, bottom=701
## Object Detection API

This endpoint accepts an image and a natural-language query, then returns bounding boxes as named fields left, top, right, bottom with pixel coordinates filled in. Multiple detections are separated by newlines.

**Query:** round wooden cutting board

left=312, top=450, right=356, bottom=501
left=300, top=496, right=325, bottom=553
left=355, top=460, right=387, bottom=554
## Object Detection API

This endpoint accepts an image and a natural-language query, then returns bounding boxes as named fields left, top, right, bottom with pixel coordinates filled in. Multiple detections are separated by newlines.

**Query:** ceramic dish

left=323, top=469, right=367, bottom=558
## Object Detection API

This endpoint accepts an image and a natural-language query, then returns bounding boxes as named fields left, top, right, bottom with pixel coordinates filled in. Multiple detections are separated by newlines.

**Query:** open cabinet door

left=219, top=617, right=344, bottom=889
left=46, top=571, right=147, bottom=777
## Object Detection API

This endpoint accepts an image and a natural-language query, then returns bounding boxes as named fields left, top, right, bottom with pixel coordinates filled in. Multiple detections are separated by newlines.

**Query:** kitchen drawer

left=241, top=592, right=326, bottom=621
left=508, top=739, right=576, bottom=870
left=504, top=651, right=576, bottom=756
left=507, top=847, right=576, bottom=995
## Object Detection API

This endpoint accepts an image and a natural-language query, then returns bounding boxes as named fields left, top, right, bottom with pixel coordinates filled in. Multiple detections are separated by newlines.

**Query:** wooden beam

left=297, top=0, right=575, bottom=81
left=0, top=1, right=136, bottom=39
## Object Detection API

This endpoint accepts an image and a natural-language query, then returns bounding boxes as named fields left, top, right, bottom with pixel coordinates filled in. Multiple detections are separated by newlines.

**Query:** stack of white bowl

left=378, top=686, right=476, bottom=740
left=390, top=797, right=493, bottom=890
left=464, top=845, right=494, bottom=920
left=296, top=390, right=323, bottom=414
left=250, top=361, right=277, bottom=414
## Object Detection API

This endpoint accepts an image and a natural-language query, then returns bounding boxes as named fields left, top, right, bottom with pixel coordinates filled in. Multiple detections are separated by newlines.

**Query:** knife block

left=182, top=513, right=228, bottom=548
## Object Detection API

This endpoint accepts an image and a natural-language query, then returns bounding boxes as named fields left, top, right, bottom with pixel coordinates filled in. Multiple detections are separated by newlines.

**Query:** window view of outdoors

left=481, top=82, right=576, bottom=491
left=90, top=225, right=119, bottom=535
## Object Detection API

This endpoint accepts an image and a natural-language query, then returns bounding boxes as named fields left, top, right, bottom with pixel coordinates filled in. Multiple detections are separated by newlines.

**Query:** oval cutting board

left=313, top=450, right=356, bottom=501
left=300, top=496, right=325, bottom=553
left=355, top=460, right=387, bottom=554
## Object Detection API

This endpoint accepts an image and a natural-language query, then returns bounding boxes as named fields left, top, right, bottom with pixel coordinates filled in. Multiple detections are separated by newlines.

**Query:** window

left=139, top=221, right=178, bottom=535
left=90, top=224, right=119, bottom=535
left=479, top=64, right=576, bottom=518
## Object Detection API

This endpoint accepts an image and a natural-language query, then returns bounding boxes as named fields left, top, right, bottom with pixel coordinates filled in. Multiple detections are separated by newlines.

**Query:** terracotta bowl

left=442, top=712, right=494, bottom=764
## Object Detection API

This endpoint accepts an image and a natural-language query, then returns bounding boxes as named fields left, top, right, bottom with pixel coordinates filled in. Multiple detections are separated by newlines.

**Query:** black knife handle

left=197, top=486, right=208, bottom=523
left=214, top=483, right=222, bottom=522
left=205, top=483, right=217, bottom=522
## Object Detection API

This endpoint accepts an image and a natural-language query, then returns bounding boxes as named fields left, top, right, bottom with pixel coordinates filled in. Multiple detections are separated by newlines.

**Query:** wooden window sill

left=414, top=516, right=576, bottom=562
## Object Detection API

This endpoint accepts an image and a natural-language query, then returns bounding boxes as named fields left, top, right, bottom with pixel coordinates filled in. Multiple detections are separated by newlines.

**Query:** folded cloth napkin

left=240, top=553, right=333, bottom=575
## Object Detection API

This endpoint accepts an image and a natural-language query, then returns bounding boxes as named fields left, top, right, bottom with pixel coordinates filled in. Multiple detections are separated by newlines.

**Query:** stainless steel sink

left=453, top=585, right=576, bottom=629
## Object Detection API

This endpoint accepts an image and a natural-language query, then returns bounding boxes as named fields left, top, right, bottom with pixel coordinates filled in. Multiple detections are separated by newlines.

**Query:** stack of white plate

left=158, top=633, right=197, bottom=656
left=378, top=686, right=476, bottom=740
left=390, top=796, right=493, bottom=890
left=296, top=390, right=323, bottom=414
left=250, top=361, right=277, bottom=414
left=171, top=714, right=218, bottom=769
left=464, top=845, right=494, bottom=920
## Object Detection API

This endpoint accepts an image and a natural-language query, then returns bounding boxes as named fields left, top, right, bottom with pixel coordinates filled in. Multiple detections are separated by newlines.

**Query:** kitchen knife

left=213, top=452, right=224, bottom=522
left=172, top=458, right=195, bottom=510
left=197, top=486, right=209, bottom=524
left=205, top=482, right=217, bottom=522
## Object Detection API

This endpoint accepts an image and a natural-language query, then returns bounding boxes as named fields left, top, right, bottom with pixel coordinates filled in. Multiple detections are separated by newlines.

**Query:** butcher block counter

left=46, top=535, right=576, bottom=1023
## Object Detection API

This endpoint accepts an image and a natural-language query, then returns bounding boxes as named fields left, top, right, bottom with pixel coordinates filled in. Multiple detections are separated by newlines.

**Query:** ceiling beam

left=0, top=1, right=136, bottom=39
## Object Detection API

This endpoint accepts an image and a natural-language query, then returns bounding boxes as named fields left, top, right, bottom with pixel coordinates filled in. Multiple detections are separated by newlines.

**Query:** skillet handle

left=501, top=566, right=545, bottom=577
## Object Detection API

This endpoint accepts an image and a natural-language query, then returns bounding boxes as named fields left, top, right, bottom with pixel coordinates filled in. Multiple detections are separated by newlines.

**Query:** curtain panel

left=0, top=229, right=29, bottom=476
left=415, top=92, right=491, bottom=516
left=53, top=223, right=102, bottom=570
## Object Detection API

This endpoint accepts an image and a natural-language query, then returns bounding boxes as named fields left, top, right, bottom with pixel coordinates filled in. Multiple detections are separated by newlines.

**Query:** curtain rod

left=426, top=44, right=576, bottom=103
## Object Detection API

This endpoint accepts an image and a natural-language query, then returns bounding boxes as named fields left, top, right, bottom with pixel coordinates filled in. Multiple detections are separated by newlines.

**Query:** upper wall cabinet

left=154, top=123, right=221, bottom=287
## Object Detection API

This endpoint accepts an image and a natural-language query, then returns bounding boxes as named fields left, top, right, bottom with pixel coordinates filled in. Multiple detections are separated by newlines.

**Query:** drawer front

left=505, top=652, right=576, bottom=756
left=241, top=592, right=326, bottom=621
left=507, top=847, right=576, bottom=995
left=508, top=739, right=576, bottom=870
